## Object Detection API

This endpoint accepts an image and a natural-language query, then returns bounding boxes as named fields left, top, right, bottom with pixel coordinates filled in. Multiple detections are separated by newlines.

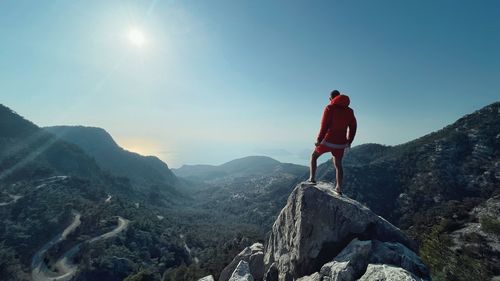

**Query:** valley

left=0, top=102, right=499, bottom=281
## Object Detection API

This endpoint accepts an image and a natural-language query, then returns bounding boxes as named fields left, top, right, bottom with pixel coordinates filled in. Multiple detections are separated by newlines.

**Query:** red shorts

left=314, top=144, right=345, bottom=158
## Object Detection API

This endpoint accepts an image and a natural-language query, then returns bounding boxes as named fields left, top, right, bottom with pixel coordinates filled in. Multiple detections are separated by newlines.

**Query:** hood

left=330, top=94, right=350, bottom=107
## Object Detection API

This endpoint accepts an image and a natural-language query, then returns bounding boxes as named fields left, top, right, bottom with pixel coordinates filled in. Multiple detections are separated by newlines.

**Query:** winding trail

left=31, top=212, right=82, bottom=281
left=89, top=217, right=129, bottom=242
left=1, top=176, right=69, bottom=207
left=34, top=176, right=69, bottom=190
left=31, top=213, right=130, bottom=281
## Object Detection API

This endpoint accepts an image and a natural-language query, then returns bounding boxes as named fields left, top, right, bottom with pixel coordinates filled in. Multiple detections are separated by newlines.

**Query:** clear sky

left=1, top=0, right=499, bottom=168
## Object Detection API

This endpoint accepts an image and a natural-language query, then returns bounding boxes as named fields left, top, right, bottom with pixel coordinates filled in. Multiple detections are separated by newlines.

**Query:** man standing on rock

left=308, top=90, right=357, bottom=195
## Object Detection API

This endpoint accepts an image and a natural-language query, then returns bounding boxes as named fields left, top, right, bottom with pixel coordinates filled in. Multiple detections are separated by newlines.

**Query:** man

left=308, top=90, right=357, bottom=195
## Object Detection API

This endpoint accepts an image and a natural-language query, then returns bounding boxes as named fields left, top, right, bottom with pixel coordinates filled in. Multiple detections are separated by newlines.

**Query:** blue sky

left=1, top=0, right=499, bottom=168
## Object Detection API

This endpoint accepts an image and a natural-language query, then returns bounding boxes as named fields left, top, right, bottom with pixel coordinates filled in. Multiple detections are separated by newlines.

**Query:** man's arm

left=347, top=112, right=357, bottom=144
left=316, top=105, right=331, bottom=144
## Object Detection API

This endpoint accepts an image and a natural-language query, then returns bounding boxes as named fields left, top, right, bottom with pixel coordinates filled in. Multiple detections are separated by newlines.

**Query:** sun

left=127, top=27, right=146, bottom=47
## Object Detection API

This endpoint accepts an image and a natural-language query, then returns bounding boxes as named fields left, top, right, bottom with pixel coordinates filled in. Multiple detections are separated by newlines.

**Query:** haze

left=1, top=0, right=499, bottom=168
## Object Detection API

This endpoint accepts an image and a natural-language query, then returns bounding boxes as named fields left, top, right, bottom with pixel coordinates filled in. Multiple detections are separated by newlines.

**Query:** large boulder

left=369, top=240, right=429, bottom=278
left=263, top=182, right=421, bottom=280
left=358, top=264, right=424, bottom=281
left=298, top=239, right=430, bottom=281
left=220, top=243, right=264, bottom=281
left=317, top=239, right=373, bottom=281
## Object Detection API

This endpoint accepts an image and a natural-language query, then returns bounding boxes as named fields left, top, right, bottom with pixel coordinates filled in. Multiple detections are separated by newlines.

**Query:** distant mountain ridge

left=45, top=126, right=178, bottom=190
left=0, top=105, right=105, bottom=182
left=176, top=156, right=309, bottom=232
left=173, top=155, right=306, bottom=183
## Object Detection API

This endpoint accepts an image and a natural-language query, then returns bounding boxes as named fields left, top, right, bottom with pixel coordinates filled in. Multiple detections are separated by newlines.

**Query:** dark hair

left=330, top=90, right=340, bottom=99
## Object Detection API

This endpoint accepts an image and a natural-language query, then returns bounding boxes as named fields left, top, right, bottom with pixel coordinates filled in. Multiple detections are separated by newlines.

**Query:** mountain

left=0, top=104, right=264, bottom=281
left=314, top=102, right=500, bottom=280
left=212, top=182, right=431, bottom=281
left=192, top=101, right=499, bottom=281
left=2, top=101, right=499, bottom=281
left=341, top=143, right=392, bottom=166
left=0, top=105, right=105, bottom=183
left=177, top=156, right=309, bottom=230
left=172, top=163, right=224, bottom=182
left=44, top=126, right=178, bottom=190
left=180, top=102, right=499, bottom=280
left=0, top=105, right=192, bottom=280
left=173, top=156, right=305, bottom=183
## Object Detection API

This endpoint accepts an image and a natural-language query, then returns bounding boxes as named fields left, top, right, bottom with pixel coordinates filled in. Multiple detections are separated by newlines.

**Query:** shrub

left=480, top=215, right=500, bottom=236
left=420, top=223, right=491, bottom=281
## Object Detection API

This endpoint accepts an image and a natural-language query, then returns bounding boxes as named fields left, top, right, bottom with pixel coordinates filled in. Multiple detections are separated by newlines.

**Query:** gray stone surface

left=358, top=264, right=423, bottom=281
left=220, top=243, right=264, bottom=281
left=293, top=239, right=430, bottom=281
left=229, top=260, right=255, bottom=281
left=263, top=182, right=417, bottom=280
left=296, top=272, right=321, bottom=281
left=451, top=196, right=500, bottom=253
left=370, top=240, right=429, bottom=278
left=319, top=239, right=373, bottom=281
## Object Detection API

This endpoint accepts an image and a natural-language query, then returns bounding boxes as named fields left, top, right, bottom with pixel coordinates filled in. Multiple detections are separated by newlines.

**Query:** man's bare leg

left=308, top=151, right=320, bottom=183
left=332, top=155, right=343, bottom=193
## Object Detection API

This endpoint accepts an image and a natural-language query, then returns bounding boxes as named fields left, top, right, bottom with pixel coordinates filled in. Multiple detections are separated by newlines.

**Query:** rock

left=264, top=262, right=278, bottom=281
left=449, top=195, right=500, bottom=275
left=358, top=264, right=424, bottom=281
left=198, top=276, right=215, bottom=281
left=229, top=260, right=255, bottom=281
left=319, top=239, right=373, bottom=281
left=296, top=272, right=321, bottom=281
left=370, top=240, right=429, bottom=278
left=263, top=182, right=417, bottom=280
left=220, top=243, right=264, bottom=281
left=296, top=239, right=430, bottom=281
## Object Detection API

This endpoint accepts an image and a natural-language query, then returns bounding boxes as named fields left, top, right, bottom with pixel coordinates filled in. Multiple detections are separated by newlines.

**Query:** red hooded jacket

left=316, top=95, right=357, bottom=145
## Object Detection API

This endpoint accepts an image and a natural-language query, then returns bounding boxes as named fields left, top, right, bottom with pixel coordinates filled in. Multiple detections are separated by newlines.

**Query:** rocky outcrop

left=220, top=243, right=264, bottom=281
left=449, top=195, right=500, bottom=276
left=229, top=260, right=254, bottom=281
left=296, top=239, right=429, bottom=281
left=221, top=181, right=431, bottom=281
left=358, top=264, right=423, bottom=281
left=451, top=195, right=500, bottom=253
left=263, top=182, right=421, bottom=280
left=310, top=239, right=373, bottom=281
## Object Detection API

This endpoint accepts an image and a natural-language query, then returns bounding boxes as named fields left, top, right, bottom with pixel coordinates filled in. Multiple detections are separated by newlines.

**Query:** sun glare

left=127, top=27, right=146, bottom=47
